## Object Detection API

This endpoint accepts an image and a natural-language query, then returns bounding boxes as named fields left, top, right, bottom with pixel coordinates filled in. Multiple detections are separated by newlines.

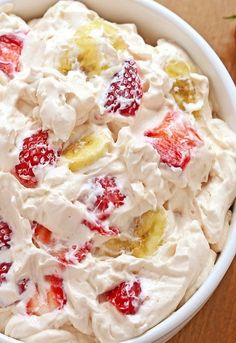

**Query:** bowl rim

left=0, top=1, right=235, bottom=343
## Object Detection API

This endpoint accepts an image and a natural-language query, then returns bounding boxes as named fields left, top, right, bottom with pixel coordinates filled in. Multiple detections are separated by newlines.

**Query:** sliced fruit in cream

left=91, top=176, right=126, bottom=220
left=103, top=208, right=166, bottom=258
left=165, top=59, right=191, bottom=78
left=60, top=18, right=126, bottom=76
left=145, top=111, right=203, bottom=169
left=63, top=132, right=110, bottom=172
left=0, top=31, right=26, bottom=77
left=0, top=262, right=12, bottom=284
left=132, top=208, right=166, bottom=258
left=32, top=222, right=92, bottom=265
left=171, top=78, right=197, bottom=110
left=14, top=130, right=59, bottom=188
left=104, top=279, right=142, bottom=315
left=103, top=59, right=143, bottom=117
left=26, top=275, right=67, bottom=316
left=0, top=220, right=12, bottom=251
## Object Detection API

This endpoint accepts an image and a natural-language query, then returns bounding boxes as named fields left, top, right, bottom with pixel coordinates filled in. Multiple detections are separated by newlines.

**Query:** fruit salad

left=0, top=1, right=236, bottom=343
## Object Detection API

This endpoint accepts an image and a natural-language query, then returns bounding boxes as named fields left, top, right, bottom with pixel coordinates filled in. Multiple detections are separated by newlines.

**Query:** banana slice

left=74, top=27, right=102, bottom=76
left=103, top=238, right=133, bottom=257
left=77, top=18, right=126, bottom=51
left=171, top=78, right=197, bottom=110
left=165, top=59, right=191, bottom=78
left=103, top=208, right=166, bottom=258
left=74, top=19, right=126, bottom=76
left=60, top=18, right=126, bottom=76
left=164, top=60, right=197, bottom=110
left=132, top=208, right=166, bottom=258
left=63, top=132, right=110, bottom=171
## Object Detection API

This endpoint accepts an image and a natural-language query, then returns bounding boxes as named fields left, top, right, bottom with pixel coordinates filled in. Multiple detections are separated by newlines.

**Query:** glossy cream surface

left=0, top=1, right=236, bottom=343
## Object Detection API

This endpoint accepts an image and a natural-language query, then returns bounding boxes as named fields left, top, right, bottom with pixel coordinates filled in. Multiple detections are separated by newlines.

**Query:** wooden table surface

left=155, top=1, right=236, bottom=342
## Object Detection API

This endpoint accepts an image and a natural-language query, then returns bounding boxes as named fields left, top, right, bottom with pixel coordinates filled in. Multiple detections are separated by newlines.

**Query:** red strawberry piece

left=32, top=222, right=52, bottom=247
left=0, top=221, right=12, bottom=251
left=82, top=176, right=125, bottom=235
left=45, top=275, right=67, bottom=310
left=93, top=176, right=126, bottom=219
left=72, top=241, right=92, bottom=263
left=105, top=280, right=142, bottom=315
left=14, top=130, right=58, bottom=188
left=55, top=241, right=92, bottom=265
left=104, top=59, right=143, bottom=117
left=26, top=285, right=43, bottom=316
left=26, top=275, right=67, bottom=316
left=32, top=222, right=91, bottom=265
left=14, top=162, right=37, bottom=188
left=0, top=262, right=12, bottom=284
left=0, top=32, right=26, bottom=77
left=44, top=243, right=92, bottom=266
left=82, top=219, right=119, bottom=236
left=18, top=278, right=30, bottom=295
left=144, top=111, right=203, bottom=170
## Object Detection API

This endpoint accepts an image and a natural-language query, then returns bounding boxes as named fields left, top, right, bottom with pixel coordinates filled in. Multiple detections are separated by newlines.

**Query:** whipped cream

left=0, top=1, right=235, bottom=343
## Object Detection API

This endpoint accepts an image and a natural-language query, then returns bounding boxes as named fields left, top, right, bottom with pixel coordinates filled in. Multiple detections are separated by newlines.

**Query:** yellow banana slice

left=60, top=18, right=126, bottom=76
left=164, top=59, right=197, bottom=110
left=132, top=208, right=166, bottom=258
left=103, top=208, right=166, bottom=258
left=165, top=59, right=191, bottom=78
left=171, top=78, right=197, bottom=110
left=79, top=18, right=126, bottom=51
left=63, top=132, right=110, bottom=171
left=103, top=238, right=134, bottom=257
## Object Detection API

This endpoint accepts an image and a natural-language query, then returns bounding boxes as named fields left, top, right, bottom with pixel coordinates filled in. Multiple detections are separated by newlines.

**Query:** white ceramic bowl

left=0, top=1, right=235, bottom=343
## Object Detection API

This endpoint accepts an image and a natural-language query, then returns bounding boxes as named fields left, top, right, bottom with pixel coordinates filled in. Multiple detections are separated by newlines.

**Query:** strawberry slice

left=0, top=262, right=12, bottom=284
left=45, top=275, right=67, bottom=311
left=26, top=285, right=43, bottom=316
left=144, top=111, right=203, bottom=170
left=14, top=130, right=58, bottom=188
left=26, top=274, right=67, bottom=316
left=18, top=278, right=30, bottom=295
left=91, top=176, right=126, bottom=220
left=0, top=32, right=26, bottom=77
left=14, top=162, right=37, bottom=188
left=0, top=220, right=12, bottom=251
left=105, top=280, right=142, bottom=315
left=94, top=176, right=126, bottom=212
left=81, top=176, right=125, bottom=235
left=72, top=242, right=92, bottom=263
left=51, top=241, right=92, bottom=265
left=104, top=59, right=143, bottom=116
left=32, top=222, right=52, bottom=247
left=32, top=222, right=91, bottom=265
left=82, top=219, right=119, bottom=236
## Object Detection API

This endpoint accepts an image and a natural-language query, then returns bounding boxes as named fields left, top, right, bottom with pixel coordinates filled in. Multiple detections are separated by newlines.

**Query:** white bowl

left=0, top=1, right=235, bottom=343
